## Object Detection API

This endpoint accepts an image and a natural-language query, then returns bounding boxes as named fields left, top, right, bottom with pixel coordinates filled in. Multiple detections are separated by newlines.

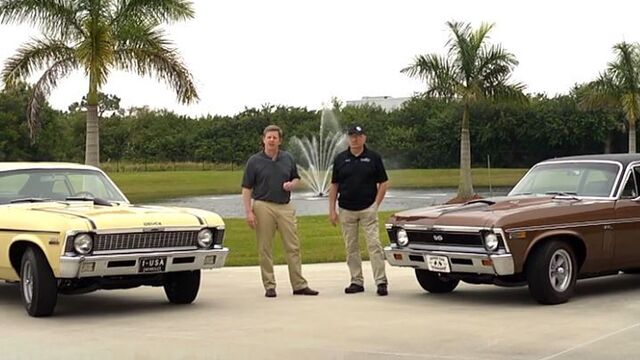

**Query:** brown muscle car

left=384, top=154, right=640, bottom=304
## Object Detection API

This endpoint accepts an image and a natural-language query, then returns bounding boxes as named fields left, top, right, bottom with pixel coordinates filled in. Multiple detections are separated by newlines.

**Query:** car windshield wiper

left=545, top=191, right=580, bottom=200
left=65, top=196, right=113, bottom=207
left=10, top=197, right=54, bottom=204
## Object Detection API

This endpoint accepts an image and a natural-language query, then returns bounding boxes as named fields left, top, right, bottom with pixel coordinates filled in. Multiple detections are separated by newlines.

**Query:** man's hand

left=329, top=210, right=338, bottom=226
left=283, top=181, right=294, bottom=192
left=246, top=210, right=257, bottom=229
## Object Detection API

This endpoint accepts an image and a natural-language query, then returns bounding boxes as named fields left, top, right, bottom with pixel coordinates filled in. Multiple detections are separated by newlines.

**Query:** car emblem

left=433, top=234, right=444, bottom=241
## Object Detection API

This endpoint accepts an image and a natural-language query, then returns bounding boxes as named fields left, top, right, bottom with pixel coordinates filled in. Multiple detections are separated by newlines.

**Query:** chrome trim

left=384, top=246, right=514, bottom=275
left=392, top=225, right=512, bottom=253
left=615, top=161, right=640, bottom=200
left=58, top=248, right=229, bottom=278
left=508, top=159, right=623, bottom=200
left=385, top=223, right=393, bottom=229
left=94, top=226, right=203, bottom=234
left=92, top=246, right=196, bottom=255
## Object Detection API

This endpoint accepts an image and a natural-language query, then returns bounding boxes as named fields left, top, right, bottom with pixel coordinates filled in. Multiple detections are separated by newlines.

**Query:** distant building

left=345, top=96, right=410, bottom=111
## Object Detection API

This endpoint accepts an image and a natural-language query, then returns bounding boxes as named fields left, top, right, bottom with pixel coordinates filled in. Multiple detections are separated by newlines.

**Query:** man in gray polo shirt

left=241, top=124, right=319, bottom=298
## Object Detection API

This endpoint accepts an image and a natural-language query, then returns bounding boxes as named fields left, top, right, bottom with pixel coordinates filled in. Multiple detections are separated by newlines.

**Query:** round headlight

left=397, top=229, right=409, bottom=246
left=484, top=233, right=499, bottom=251
left=197, top=229, right=213, bottom=248
left=74, top=233, right=93, bottom=254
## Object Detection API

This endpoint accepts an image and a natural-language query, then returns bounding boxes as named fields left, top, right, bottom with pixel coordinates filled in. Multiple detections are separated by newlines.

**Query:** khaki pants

left=253, top=200, right=308, bottom=291
left=339, top=204, right=387, bottom=286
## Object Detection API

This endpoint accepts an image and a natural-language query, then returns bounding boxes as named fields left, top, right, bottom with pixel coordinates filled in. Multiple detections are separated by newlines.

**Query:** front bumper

left=58, top=248, right=229, bottom=278
left=384, top=246, right=514, bottom=275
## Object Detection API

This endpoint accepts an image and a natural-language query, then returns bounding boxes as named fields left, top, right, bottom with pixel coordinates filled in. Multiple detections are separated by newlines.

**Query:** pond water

left=147, top=187, right=511, bottom=218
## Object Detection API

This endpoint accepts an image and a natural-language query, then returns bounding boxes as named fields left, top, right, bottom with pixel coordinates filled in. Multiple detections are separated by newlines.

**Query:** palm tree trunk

left=85, top=105, right=100, bottom=166
left=457, top=104, right=474, bottom=199
left=85, top=81, right=100, bottom=166
left=629, top=118, right=637, bottom=153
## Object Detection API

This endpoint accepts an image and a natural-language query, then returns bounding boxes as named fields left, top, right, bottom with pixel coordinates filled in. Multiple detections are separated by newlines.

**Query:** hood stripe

left=131, top=205, right=205, bottom=225
left=33, top=208, right=97, bottom=230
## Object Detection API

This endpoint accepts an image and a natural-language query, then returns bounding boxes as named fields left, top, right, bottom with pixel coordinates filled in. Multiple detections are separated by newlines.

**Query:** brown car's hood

left=390, top=196, right=605, bottom=229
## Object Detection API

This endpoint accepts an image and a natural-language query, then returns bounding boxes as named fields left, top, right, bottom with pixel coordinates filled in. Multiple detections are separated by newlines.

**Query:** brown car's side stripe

left=31, top=208, right=97, bottom=230
left=508, top=217, right=640, bottom=232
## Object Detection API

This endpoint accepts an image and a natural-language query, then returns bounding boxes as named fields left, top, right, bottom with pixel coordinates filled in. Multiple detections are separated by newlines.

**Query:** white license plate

left=426, top=255, right=451, bottom=273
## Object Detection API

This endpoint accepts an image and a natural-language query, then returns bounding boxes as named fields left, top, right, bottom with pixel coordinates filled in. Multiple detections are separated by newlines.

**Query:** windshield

left=0, top=168, right=127, bottom=204
left=508, top=162, right=620, bottom=198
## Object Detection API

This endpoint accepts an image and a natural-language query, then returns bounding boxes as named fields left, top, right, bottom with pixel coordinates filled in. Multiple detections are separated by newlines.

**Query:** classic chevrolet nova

left=385, top=154, right=640, bottom=304
left=0, top=163, right=229, bottom=316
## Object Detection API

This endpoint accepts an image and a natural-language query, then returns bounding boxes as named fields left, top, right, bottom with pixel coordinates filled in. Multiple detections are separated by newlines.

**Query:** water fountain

left=289, top=108, right=346, bottom=197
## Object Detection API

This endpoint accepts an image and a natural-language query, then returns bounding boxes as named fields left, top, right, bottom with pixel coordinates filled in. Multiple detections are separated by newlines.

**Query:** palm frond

left=113, top=25, right=197, bottom=103
left=0, top=0, right=84, bottom=40
left=111, top=0, right=194, bottom=26
left=26, top=57, right=78, bottom=142
left=2, top=37, right=75, bottom=87
left=401, top=54, right=458, bottom=100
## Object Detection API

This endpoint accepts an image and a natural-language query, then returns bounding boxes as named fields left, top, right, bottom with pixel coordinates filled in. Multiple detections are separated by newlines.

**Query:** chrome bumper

left=58, top=248, right=229, bottom=278
left=384, top=246, right=514, bottom=275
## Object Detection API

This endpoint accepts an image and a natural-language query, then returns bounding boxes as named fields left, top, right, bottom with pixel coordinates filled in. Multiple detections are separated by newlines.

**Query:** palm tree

left=579, top=42, right=640, bottom=153
left=0, top=0, right=199, bottom=167
left=402, top=21, right=525, bottom=200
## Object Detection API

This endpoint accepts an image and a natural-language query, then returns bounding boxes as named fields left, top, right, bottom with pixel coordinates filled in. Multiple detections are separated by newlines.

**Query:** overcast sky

left=0, top=0, right=638, bottom=117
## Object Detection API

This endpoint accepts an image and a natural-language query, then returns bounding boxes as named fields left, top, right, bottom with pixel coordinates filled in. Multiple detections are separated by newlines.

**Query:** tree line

left=0, top=84, right=626, bottom=170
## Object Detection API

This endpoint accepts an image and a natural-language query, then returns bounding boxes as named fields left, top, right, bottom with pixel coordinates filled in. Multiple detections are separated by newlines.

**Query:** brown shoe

left=265, top=288, right=277, bottom=298
left=293, top=287, right=319, bottom=296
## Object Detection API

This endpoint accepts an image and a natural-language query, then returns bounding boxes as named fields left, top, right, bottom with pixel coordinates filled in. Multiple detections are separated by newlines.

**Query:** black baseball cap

left=347, top=125, right=365, bottom=135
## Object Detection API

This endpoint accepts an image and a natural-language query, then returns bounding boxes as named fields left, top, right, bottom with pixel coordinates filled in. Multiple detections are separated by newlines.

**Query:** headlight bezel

left=396, top=228, right=409, bottom=247
left=483, top=232, right=499, bottom=252
left=197, top=229, right=214, bottom=248
left=73, top=233, right=94, bottom=255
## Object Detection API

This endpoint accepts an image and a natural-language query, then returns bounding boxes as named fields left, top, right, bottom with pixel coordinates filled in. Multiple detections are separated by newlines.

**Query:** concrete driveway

left=1, top=262, right=639, bottom=359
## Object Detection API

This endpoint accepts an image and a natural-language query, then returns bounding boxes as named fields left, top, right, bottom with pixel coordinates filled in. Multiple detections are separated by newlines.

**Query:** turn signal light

left=481, top=259, right=493, bottom=267
left=393, top=254, right=403, bottom=260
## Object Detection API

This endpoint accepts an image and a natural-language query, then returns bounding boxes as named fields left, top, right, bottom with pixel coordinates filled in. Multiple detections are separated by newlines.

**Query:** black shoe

left=265, top=288, right=277, bottom=298
left=344, top=283, right=365, bottom=294
left=377, top=283, right=388, bottom=296
left=293, top=287, right=319, bottom=296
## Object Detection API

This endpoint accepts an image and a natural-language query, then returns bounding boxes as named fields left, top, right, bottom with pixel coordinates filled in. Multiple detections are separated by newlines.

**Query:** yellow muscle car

left=0, top=163, right=229, bottom=317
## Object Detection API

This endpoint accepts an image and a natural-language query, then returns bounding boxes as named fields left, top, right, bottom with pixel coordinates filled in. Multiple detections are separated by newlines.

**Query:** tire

left=526, top=241, right=577, bottom=305
left=163, top=270, right=201, bottom=304
left=20, top=247, right=58, bottom=317
left=415, top=269, right=459, bottom=293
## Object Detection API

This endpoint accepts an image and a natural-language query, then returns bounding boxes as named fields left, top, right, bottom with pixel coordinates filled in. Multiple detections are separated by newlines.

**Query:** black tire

left=20, top=247, right=58, bottom=317
left=163, top=270, right=201, bottom=304
left=415, top=269, right=459, bottom=293
left=526, top=241, right=577, bottom=305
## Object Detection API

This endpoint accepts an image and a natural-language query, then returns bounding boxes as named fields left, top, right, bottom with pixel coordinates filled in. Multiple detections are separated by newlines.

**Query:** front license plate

left=426, top=255, right=451, bottom=273
left=139, top=256, right=167, bottom=273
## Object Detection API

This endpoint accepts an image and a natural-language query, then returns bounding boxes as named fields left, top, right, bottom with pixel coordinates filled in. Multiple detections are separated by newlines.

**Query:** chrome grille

left=94, top=231, right=199, bottom=251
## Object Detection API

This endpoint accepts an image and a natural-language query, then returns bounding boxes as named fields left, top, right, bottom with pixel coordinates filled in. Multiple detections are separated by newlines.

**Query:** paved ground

left=1, top=262, right=640, bottom=359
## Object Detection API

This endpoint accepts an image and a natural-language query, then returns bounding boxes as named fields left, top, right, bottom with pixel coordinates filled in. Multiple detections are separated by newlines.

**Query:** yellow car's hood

left=24, top=202, right=219, bottom=230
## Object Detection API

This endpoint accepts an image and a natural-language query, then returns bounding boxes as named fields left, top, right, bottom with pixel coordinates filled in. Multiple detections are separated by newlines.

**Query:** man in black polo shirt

left=242, top=125, right=319, bottom=298
left=329, top=125, right=389, bottom=296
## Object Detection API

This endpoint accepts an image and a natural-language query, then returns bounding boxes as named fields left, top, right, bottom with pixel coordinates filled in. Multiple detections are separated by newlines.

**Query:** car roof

left=0, top=162, right=100, bottom=172
left=541, top=153, right=640, bottom=168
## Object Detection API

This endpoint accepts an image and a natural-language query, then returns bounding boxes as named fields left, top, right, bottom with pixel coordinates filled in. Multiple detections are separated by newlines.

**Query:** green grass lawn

left=223, top=211, right=395, bottom=266
left=107, top=168, right=527, bottom=266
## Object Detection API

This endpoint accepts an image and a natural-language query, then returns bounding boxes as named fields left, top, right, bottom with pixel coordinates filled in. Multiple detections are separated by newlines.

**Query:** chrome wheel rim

left=549, top=249, right=572, bottom=292
left=22, top=261, right=33, bottom=305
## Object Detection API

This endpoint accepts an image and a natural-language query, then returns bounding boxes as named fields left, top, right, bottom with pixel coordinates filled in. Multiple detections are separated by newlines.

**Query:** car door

left=613, top=164, right=640, bottom=268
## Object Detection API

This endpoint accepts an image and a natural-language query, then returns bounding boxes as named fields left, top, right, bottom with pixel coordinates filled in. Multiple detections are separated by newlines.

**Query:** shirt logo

left=360, top=158, right=371, bottom=162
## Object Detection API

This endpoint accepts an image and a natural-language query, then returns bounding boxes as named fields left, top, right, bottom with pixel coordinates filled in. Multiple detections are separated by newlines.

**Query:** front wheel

left=20, top=247, right=58, bottom=317
left=526, top=241, right=577, bottom=305
left=415, top=269, right=459, bottom=293
left=163, top=270, right=201, bottom=304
